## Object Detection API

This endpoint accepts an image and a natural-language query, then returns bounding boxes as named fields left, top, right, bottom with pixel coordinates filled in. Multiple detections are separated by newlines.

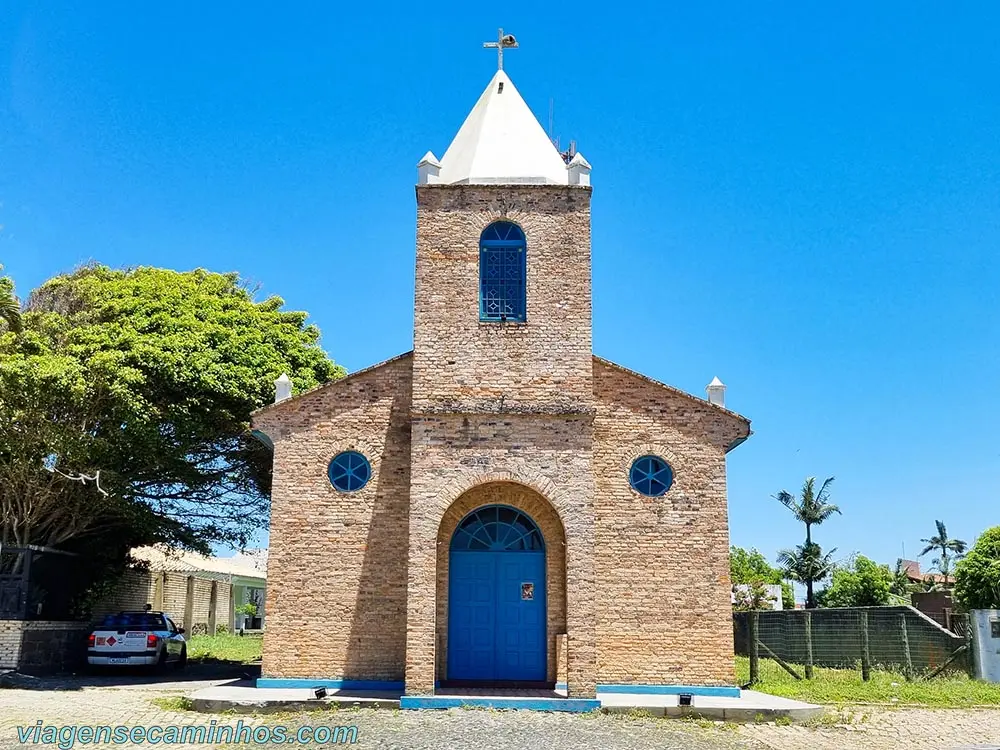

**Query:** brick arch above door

left=435, top=482, right=567, bottom=684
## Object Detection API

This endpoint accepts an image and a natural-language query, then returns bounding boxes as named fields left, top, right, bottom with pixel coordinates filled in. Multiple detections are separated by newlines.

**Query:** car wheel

left=174, top=645, right=187, bottom=670
left=154, top=647, right=169, bottom=674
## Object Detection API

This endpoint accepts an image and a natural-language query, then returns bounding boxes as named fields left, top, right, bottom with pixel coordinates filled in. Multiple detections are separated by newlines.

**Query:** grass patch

left=186, top=634, right=262, bottom=664
left=736, top=656, right=1000, bottom=707
left=151, top=696, right=193, bottom=712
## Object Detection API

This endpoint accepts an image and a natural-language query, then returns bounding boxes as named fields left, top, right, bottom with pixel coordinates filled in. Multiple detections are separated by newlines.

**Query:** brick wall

left=593, top=359, right=749, bottom=686
left=407, top=183, right=598, bottom=697
left=91, top=570, right=155, bottom=618
left=93, top=570, right=233, bottom=635
left=412, top=184, right=593, bottom=414
left=0, top=620, right=89, bottom=673
left=406, top=413, right=597, bottom=697
left=252, top=355, right=412, bottom=681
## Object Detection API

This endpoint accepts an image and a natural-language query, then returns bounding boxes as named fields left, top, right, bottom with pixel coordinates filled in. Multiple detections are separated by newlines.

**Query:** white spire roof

left=437, top=71, right=571, bottom=185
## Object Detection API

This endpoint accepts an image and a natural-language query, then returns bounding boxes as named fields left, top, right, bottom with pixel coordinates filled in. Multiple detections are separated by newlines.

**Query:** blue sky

left=2, top=2, right=998, bottom=574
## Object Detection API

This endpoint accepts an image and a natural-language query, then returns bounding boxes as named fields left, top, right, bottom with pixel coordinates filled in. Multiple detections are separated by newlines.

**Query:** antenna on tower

left=548, top=95, right=577, bottom=163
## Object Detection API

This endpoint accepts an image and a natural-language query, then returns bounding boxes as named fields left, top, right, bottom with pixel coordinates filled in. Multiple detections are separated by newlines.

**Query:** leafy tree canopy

left=730, top=546, right=794, bottom=609
left=816, top=554, right=893, bottom=608
left=0, top=265, right=342, bottom=580
left=954, top=526, right=1000, bottom=610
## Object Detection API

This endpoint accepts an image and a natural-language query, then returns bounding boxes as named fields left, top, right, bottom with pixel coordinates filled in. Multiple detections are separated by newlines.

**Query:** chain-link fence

left=734, top=606, right=971, bottom=684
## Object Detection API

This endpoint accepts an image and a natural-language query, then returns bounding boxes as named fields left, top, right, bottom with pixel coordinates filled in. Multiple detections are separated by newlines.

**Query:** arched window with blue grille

left=479, top=221, right=526, bottom=322
left=450, top=505, right=544, bottom=551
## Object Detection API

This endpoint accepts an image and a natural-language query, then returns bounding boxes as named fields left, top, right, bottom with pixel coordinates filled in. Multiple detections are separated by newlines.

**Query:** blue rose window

left=328, top=451, right=371, bottom=492
left=629, top=455, right=673, bottom=497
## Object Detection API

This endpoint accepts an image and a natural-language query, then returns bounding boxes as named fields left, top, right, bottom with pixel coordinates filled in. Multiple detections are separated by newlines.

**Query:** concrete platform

left=190, top=683, right=821, bottom=722
left=190, top=686, right=399, bottom=714
left=599, top=689, right=823, bottom=722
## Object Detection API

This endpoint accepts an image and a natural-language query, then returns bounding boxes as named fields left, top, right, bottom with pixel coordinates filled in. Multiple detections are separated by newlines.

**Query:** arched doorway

left=447, top=504, right=546, bottom=683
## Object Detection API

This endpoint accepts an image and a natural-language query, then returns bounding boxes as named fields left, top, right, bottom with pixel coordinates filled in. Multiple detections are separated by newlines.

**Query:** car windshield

left=98, top=613, right=167, bottom=630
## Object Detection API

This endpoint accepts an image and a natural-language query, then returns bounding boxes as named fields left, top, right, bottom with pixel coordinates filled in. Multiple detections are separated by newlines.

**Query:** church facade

left=251, top=69, right=751, bottom=698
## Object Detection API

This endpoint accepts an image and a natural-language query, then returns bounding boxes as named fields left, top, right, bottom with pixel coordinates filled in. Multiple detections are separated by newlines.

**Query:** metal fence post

left=860, top=610, right=871, bottom=681
left=900, top=611, right=914, bottom=681
left=749, top=610, right=760, bottom=685
left=804, top=610, right=814, bottom=679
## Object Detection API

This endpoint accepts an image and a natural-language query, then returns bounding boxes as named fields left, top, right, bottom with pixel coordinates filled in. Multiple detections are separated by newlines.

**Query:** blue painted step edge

left=596, top=684, right=741, bottom=698
left=256, top=678, right=405, bottom=691
left=400, top=696, right=601, bottom=713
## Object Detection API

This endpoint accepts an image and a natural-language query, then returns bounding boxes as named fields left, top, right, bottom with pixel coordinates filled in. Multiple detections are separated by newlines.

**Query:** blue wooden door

left=447, top=505, right=547, bottom=683
left=495, top=552, right=545, bottom=681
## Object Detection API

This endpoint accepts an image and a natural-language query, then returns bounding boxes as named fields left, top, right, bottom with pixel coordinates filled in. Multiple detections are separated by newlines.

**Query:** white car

left=88, top=611, right=187, bottom=670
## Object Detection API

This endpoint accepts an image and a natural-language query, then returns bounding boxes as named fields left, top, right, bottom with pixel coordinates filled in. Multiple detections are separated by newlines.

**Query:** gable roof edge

left=593, top=355, right=752, bottom=451
left=251, top=351, right=413, bottom=418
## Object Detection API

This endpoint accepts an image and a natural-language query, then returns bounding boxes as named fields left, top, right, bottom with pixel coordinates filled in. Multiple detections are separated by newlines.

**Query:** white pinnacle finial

left=567, top=152, right=592, bottom=186
left=706, top=376, right=726, bottom=408
left=417, top=151, right=441, bottom=185
left=274, top=373, right=292, bottom=404
left=483, top=28, right=518, bottom=71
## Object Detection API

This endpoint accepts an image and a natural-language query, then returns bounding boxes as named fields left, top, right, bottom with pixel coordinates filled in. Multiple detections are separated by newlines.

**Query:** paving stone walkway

left=2, top=675, right=999, bottom=749
left=0, top=681, right=756, bottom=749
left=741, top=706, right=1000, bottom=750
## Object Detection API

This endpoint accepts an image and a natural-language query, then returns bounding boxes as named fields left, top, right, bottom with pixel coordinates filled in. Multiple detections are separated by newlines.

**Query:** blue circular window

left=328, top=451, right=371, bottom=492
left=629, top=455, right=673, bottom=497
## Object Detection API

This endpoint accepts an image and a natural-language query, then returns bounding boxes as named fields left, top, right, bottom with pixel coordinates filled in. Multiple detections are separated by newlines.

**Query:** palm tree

left=919, top=520, right=967, bottom=584
left=777, top=542, right=837, bottom=607
left=774, top=476, right=840, bottom=607
left=0, top=268, right=22, bottom=334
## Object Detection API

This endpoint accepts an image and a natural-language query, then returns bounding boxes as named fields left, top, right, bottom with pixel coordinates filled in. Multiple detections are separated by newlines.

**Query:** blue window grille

left=450, top=505, right=544, bottom=551
left=328, top=451, right=371, bottom=492
left=479, top=221, right=526, bottom=322
left=629, top=455, right=674, bottom=497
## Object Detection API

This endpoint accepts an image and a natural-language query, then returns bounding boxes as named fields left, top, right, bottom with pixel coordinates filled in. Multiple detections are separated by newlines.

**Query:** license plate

left=109, top=657, right=128, bottom=664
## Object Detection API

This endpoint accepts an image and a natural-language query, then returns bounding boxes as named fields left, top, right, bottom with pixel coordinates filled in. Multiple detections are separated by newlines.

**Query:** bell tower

left=405, top=53, right=599, bottom=698
left=411, top=69, right=594, bottom=415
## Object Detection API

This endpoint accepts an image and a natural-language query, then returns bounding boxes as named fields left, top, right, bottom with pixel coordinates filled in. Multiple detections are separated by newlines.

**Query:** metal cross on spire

left=483, top=28, right=518, bottom=71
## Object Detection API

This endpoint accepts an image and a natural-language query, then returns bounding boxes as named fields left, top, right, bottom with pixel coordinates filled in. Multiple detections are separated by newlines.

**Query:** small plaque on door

left=521, top=582, right=534, bottom=601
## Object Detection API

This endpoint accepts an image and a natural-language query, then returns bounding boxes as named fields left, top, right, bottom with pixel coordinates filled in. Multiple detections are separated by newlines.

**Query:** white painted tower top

left=435, top=70, right=577, bottom=186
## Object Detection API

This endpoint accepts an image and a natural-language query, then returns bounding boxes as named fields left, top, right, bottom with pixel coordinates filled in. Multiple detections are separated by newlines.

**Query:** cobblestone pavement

left=0, top=680, right=758, bottom=750
left=741, top=706, right=1000, bottom=750
left=2, top=677, right=1000, bottom=750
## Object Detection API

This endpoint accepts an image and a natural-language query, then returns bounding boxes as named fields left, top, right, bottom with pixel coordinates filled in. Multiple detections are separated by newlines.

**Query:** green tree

left=954, top=526, right=1000, bottom=610
left=0, top=265, right=343, bottom=607
left=732, top=580, right=777, bottom=612
left=816, top=554, right=893, bottom=607
left=0, top=266, right=22, bottom=333
left=774, top=477, right=840, bottom=608
left=730, top=546, right=794, bottom=609
left=778, top=542, right=836, bottom=608
left=919, top=520, right=967, bottom=585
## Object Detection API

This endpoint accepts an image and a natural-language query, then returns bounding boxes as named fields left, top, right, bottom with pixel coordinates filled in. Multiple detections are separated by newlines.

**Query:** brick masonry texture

left=592, top=359, right=748, bottom=685
left=253, top=355, right=412, bottom=681
left=412, top=184, right=593, bottom=415
left=93, top=569, right=233, bottom=636
left=252, top=182, right=750, bottom=696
